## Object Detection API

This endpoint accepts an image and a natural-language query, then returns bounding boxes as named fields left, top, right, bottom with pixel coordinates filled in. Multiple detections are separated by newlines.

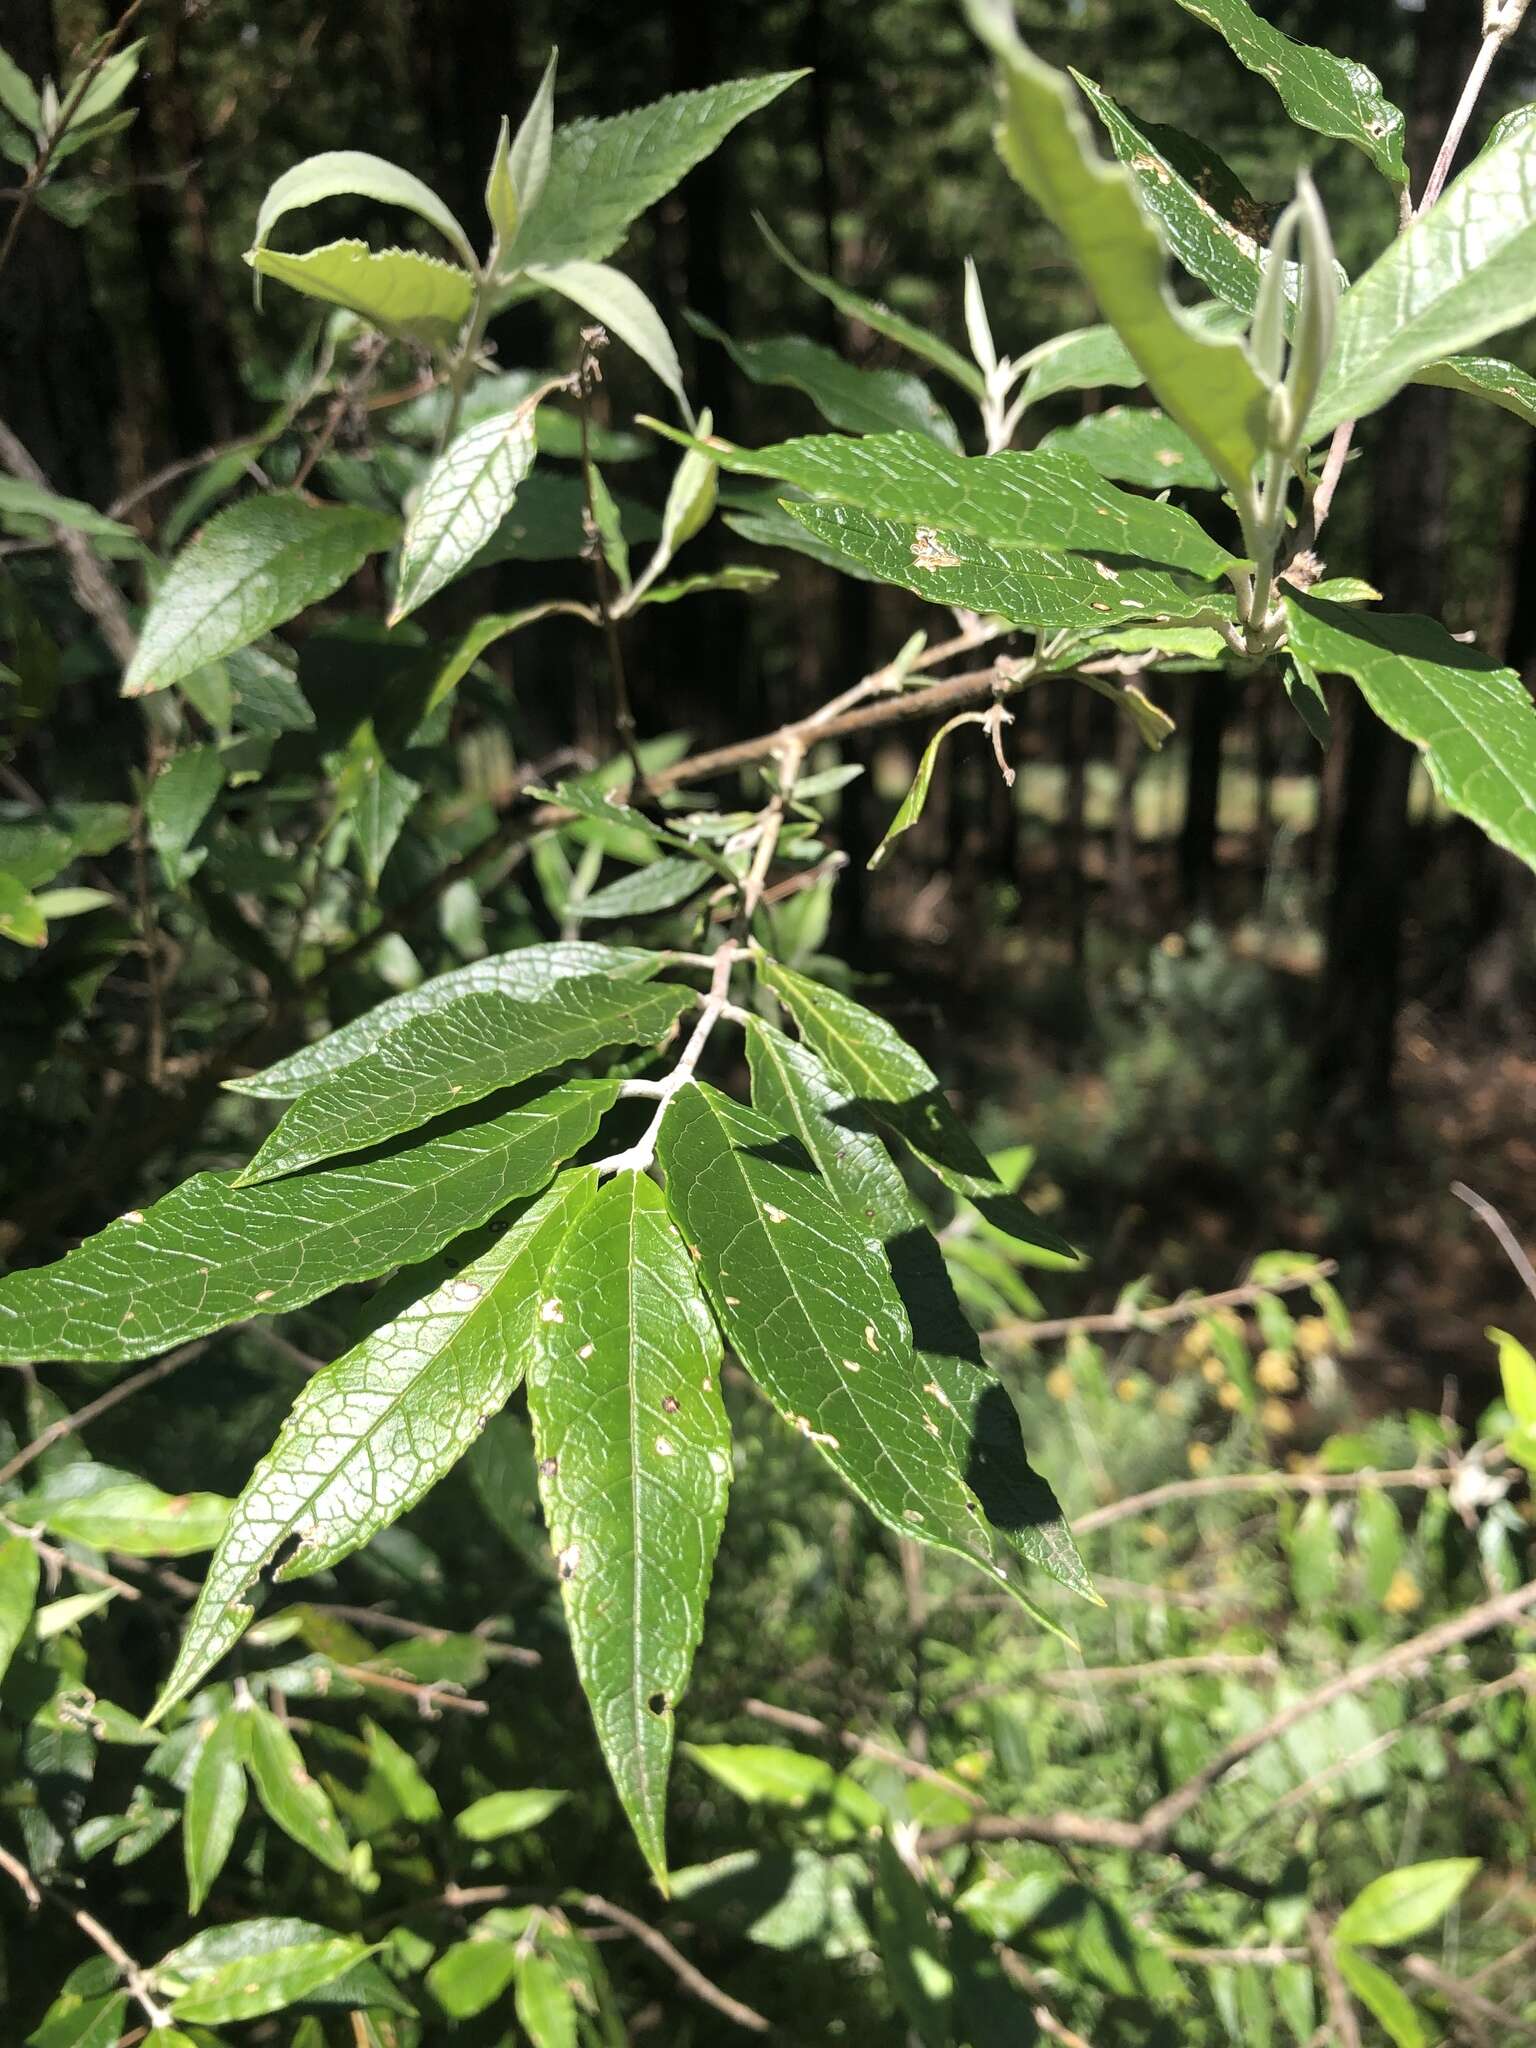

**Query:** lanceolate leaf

left=1334, top=1858, right=1480, bottom=1947
left=654, top=427, right=1237, bottom=578
left=1310, top=119, right=1536, bottom=436
left=245, top=1707, right=351, bottom=1873
left=760, top=958, right=1076, bottom=1263
left=785, top=503, right=1227, bottom=636
left=250, top=149, right=476, bottom=283
left=1331, top=1946, right=1426, bottom=2048
left=124, top=496, right=398, bottom=698
left=502, top=72, right=807, bottom=271
left=1414, top=353, right=1536, bottom=427
left=1284, top=592, right=1536, bottom=871
left=1015, top=324, right=1141, bottom=409
left=868, top=714, right=992, bottom=873
left=1037, top=408, right=1219, bottom=491
left=527, top=260, right=690, bottom=419
left=165, top=1929, right=367, bottom=2025
left=0, top=1078, right=616, bottom=1364
left=528, top=1171, right=730, bottom=1885
left=690, top=313, right=962, bottom=448
left=655, top=1084, right=1000, bottom=1581
left=577, top=856, right=715, bottom=921
left=755, top=213, right=984, bottom=397
left=245, top=240, right=474, bottom=345
left=15, top=1472, right=231, bottom=1556
left=963, top=0, right=1270, bottom=494
left=391, top=407, right=538, bottom=623
left=152, top=1171, right=596, bottom=1721
left=238, top=977, right=688, bottom=1184
left=228, top=941, right=657, bottom=1099
left=0, top=1535, right=41, bottom=1686
left=1172, top=0, right=1406, bottom=184
left=183, top=1707, right=249, bottom=1912
left=745, top=1020, right=1091, bottom=1603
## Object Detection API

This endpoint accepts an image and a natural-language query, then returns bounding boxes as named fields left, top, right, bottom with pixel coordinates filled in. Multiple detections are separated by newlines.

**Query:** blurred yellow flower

left=1256, top=1349, right=1298, bottom=1393
left=1217, top=1382, right=1244, bottom=1411
left=1156, top=1388, right=1183, bottom=1416
left=1187, top=1442, right=1213, bottom=1473
left=1139, top=1521, right=1169, bottom=1548
left=1181, top=1323, right=1213, bottom=1363
left=1045, top=1364, right=1074, bottom=1402
left=1201, top=1358, right=1227, bottom=1385
left=1295, top=1316, right=1333, bottom=1360
left=1260, top=1399, right=1294, bottom=1435
left=1116, top=1376, right=1143, bottom=1402
left=1383, top=1570, right=1422, bottom=1615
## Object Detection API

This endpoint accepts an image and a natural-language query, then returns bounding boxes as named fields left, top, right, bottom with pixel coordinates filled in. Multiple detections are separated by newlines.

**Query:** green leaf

left=869, top=714, right=991, bottom=872
left=1331, top=1946, right=1426, bottom=2048
left=0, top=1077, right=615, bottom=1364
left=586, top=460, right=632, bottom=588
left=487, top=49, right=557, bottom=248
left=166, top=1933, right=366, bottom=2025
left=963, top=0, right=1270, bottom=494
left=250, top=149, right=476, bottom=291
left=124, top=495, right=397, bottom=698
left=153, top=1172, right=596, bottom=1718
left=785, top=503, right=1226, bottom=633
left=685, top=1742, right=883, bottom=1830
left=183, top=1705, right=249, bottom=1912
left=528, top=1171, right=731, bottom=1886
left=0, top=805, right=134, bottom=891
left=633, top=564, right=777, bottom=605
left=1491, top=1325, right=1536, bottom=1426
left=502, top=72, right=806, bottom=271
left=1016, top=324, right=1141, bottom=410
left=1038, top=407, right=1218, bottom=491
left=362, top=1715, right=441, bottom=1821
left=655, top=1084, right=1003, bottom=1583
left=760, top=958, right=1075, bottom=1263
left=1172, top=0, right=1405, bottom=183
left=515, top=1951, right=578, bottom=2048
left=874, top=1834, right=952, bottom=2046
left=391, top=406, right=538, bottom=623
left=454, top=1787, right=569, bottom=1839
left=0, top=475, right=137, bottom=543
left=27, top=1986, right=129, bottom=2048
left=1284, top=593, right=1536, bottom=871
left=238, top=977, right=687, bottom=1185
left=744, top=1019, right=1091, bottom=1602
left=577, top=855, right=714, bottom=921
left=246, top=1705, right=351, bottom=1873
left=147, top=746, right=224, bottom=888
left=246, top=241, right=474, bottom=345
left=1284, top=653, right=1331, bottom=747
left=229, top=941, right=657, bottom=1098
left=1310, top=119, right=1536, bottom=436
left=690, top=312, right=961, bottom=447
left=1335, top=1859, right=1480, bottom=1948
left=0, top=44, right=40, bottom=132
left=528, top=260, right=690, bottom=419
left=0, top=872, right=46, bottom=948
left=655, top=425, right=1236, bottom=578
left=0, top=1535, right=40, bottom=1686
left=417, top=604, right=584, bottom=719
left=755, top=212, right=984, bottom=397
left=1414, top=352, right=1536, bottom=426
left=427, top=1938, right=520, bottom=2019
left=334, top=719, right=421, bottom=889
left=655, top=408, right=718, bottom=564
left=15, top=1471, right=231, bottom=1556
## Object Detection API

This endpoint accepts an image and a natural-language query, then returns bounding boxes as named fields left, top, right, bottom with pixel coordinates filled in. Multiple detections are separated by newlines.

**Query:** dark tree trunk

left=1178, top=676, right=1229, bottom=914
left=1313, top=0, right=1479, bottom=1123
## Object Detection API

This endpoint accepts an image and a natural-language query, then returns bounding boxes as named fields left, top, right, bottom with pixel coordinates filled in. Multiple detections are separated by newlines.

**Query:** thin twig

left=0, top=1840, right=173, bottom=2029
left=332, top=1663, right=487, bottom=1717
left=0, top=416, right=137, bottom=663
left=305, top=1603, right=541, bottom=1667
left=0, top=1338, right=212, bottom=1489
left=742, top=1696, right=986, bottom=1807
left=986, top=1261, right=1338, bottom=1348
left=0, top=1515, right=142, bottom=1602
left=1071, top=1464, right=1457, bottom=1538
left=576, top=1894, right=771, bottom=2033
left=1418, top=31, right=1506, bottom=217
left=1404, top=1952, right=1536, bottom=2042
left=1163, top=1944, right=1308, bottom=1967
left=1311, top=1914, right=1363, bottom=2048
left=1452, top=1182, right=1536, bottom=1312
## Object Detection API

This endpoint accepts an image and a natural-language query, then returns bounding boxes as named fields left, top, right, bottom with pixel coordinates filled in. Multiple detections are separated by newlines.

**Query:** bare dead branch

left=576, top=1893, right=771, bottom=2034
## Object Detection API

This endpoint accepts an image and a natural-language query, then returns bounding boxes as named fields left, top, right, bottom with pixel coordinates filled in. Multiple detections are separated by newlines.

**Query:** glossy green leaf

left=1331, top=1946, right=1425, bottom=2048
left=166, top=1935, right=366, bottom=2025
left=1016, top=323, right=1141, bottom=409
left=124, top=495, right=397, bottom=698
left=239, top=977, right=687, bottom=1185
left=427, top=1938, right=519, bottom=2019
left=502, top=72, right=806, bottom=271
left=1173, top=0, right=1405, bottom=183
left=515, top=1951, right=578, bottom=2048
left=577, top=855, right=714, bottom=921
left=745, top=1019, right=1090, bottom=1602
left=1414, top=352, right=1536, bottom=426
left=690, top=312, right=961, bottom=448
left=529, top=260, right=690, bottom=418
left=760, top=958, right=1076, bottom=1263
left=869, top=714, right=992, bottom=872
left=1311, top=119, right=1536, bottom=436
left=654, top=425, right=1237, bottom=577
left=964, top=0, right=1269, bottom=493
left=152, top=1171, right=596, bottom=1719
left=755, top=212, right=983, bottom=396
left=250, top=149, right=475, bottom=289
left=391, top=406, right=538, bottom=623
left=1038, top=406, right=1218, bottom=490
left=246, top=240, right=473, bottom=344
left=16, top=1470, right=231, bottom=1556
left=655, top=1084, right=1001, bottom=1582
left=228, top=941, right=656, bottom=1098
left=454, top=1787, right=569, bottom=1839
left=0, top=1535, right=40, bottom=1686
left=786, top=503, right=1225, bottom=633
left=246, top=1706, right=351, bottom=1873
left=183, top=1706, right=249, bottom=1912
left=0, top=1076, right=615, bottom=1364
left=146, top=746, right=224, bottom=888
left=528, top=1171, right=730, bottom=1885
left=1335, top=1859, right=1480, bottom=1947
left=1285, top=592, right=1536, bottom=871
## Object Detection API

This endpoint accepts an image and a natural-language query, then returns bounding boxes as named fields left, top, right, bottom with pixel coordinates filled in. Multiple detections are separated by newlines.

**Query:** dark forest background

left=6, top=0, right=1536, bottom=1395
